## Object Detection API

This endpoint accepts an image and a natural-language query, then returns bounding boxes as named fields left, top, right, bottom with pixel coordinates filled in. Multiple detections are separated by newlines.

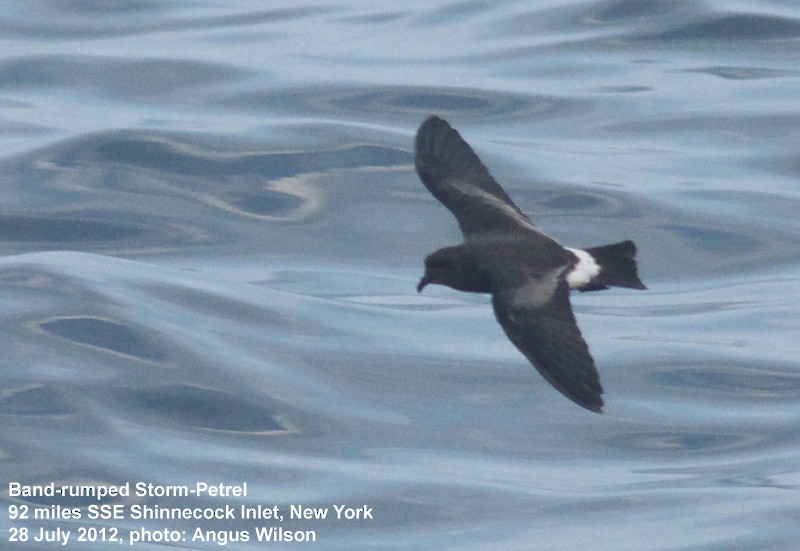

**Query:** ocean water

left=1, top=1, right=799, bottom=549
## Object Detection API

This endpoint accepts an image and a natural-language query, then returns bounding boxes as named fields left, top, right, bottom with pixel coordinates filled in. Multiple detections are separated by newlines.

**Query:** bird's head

left=417, top=246, right=489, bottom=293
left=417, top=248, right=459, bottom=292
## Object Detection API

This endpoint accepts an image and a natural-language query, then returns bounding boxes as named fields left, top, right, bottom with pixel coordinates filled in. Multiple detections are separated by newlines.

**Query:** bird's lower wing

left=491, top=277, right=604, bottom=413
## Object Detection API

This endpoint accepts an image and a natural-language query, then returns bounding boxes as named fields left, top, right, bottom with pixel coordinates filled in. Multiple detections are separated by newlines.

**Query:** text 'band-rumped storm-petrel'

left=415, top=116, right=645, bottom=413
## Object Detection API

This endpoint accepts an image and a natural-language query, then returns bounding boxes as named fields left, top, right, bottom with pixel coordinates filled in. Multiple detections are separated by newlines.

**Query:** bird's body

left=414, top=116, right=645, bottom=413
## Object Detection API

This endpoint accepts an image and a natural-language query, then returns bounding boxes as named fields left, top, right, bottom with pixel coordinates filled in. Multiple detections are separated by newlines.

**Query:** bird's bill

left=416, top=275, right=431, bottom=293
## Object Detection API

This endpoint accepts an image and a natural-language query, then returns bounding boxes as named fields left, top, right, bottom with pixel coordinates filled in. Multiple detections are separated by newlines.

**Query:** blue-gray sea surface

left=1, top=1, right=799, bottom=549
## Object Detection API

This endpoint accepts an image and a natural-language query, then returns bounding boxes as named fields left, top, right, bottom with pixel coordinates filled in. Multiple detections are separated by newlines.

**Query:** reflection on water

left=1, top=0, right=799, bottom=549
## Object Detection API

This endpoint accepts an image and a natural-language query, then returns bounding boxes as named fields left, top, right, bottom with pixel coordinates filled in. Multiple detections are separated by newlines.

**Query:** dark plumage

left=415, top=116, right=645, bottom=413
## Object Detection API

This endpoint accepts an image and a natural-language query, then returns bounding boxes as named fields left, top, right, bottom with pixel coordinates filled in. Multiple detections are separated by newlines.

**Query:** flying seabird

left=415, top=116, right=645, bottom=413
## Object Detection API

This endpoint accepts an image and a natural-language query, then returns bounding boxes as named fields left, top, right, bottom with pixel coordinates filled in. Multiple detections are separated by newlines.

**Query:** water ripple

left=219, top=85, right=584, bottom=122
left=110, top=384, right=293, bottom=434
left=36, top=316, right=169, bottom=362
left=0, top=56, right=247, bottom=102
left=651, top=13, right=800, bottom=42
left=0, top=385, right=75, bottom=416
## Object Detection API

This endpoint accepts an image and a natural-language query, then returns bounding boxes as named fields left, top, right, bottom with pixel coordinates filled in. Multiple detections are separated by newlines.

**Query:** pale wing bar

left=415, top=116, right=535, bottom=238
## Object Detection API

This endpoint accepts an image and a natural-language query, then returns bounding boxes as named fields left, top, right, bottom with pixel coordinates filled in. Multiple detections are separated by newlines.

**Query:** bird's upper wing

left=491, top=267, right=604, bottom=413
left=415, top=116, right=535, bottom=239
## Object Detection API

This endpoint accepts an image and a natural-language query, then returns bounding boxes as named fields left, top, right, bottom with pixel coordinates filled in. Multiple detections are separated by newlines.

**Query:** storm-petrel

left=415, top=116, right=645, bottom=413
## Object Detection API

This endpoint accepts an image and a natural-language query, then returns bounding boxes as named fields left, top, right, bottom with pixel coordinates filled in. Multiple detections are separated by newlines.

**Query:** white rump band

left=565, top=248, right=601, bottom=289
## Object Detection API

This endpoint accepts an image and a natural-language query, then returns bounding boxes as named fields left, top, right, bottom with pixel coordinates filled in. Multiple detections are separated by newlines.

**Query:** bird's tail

left=574, top=240, right=646, bottom=292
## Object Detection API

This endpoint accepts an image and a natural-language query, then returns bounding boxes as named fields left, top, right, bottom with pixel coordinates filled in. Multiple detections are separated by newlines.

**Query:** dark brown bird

left=415, top=116, right=645, bottom=413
